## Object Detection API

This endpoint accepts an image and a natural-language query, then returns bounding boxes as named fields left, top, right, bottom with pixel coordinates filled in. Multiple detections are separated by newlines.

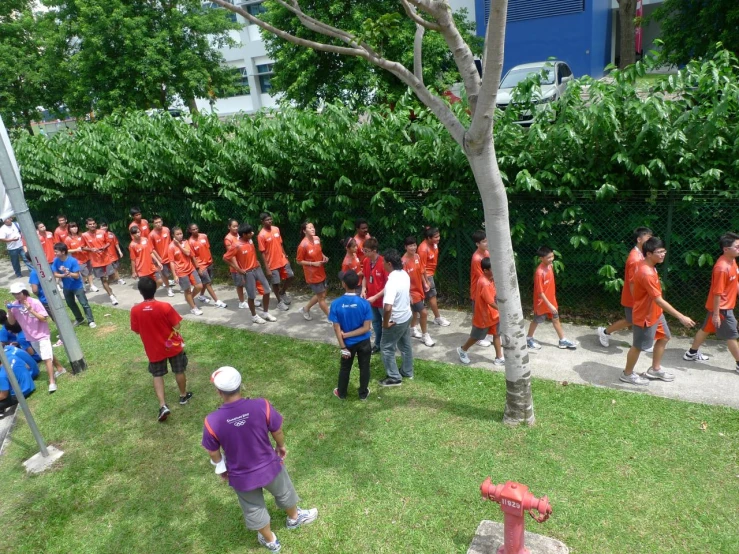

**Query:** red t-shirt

left=53, top=226, right=69, bottom=244
left=354, top=232, right=370, bottom=264
left=705, top=256, right=738, bottom=311
left=82, top=230, right=111, bottom=268
left=65, top=235, right=89, bottom=264
left=129, top=238, right=156, bottom=277
left=38, top=231, right=55, bottom=263
left=129, top=219, right=150, bottom=238
left=257, top=226, right=289, bottom=271
left=297, top=237, right=326, bottom=284
left=620, top=247, right=644, bottom=308
left=472, top=275, right=499, bottom=329
left=150, top=227, right=172, bottom=264
left=632, top=262, right=663, bottom=327
left=470, top=249, right=490, bottom=299
left=363, top=255, right=388, bottom=308
left=102, top=231, right=120, bottom=266
left=417, top=240, right=438, bottom=277
left=188, top=233, right=213, bottom=268
left=130, top=300, right=184, bottom=362
left=533, top=263, right=557, bottom=316
left=169, top=242, right=196, bottom=277
left=224, top=233, right=239, bottom=273
left=342, top=253, right=362, bottom=286
left=402, top=253, right=426, bottom=304
left=223, top=239, right=259, bottom=272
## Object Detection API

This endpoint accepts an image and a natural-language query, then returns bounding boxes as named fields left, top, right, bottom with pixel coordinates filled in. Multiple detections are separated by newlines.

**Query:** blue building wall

left=475, top=0, right=612, bottom=79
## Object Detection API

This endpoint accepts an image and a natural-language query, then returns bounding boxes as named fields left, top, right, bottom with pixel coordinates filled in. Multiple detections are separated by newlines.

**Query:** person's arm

left=342, top=320, right=372, bottom=339
left=367, top=288, right=385, bottom=304
left=222, top=249, right=245, bottom=274
left=168, top=261, right=178, bottom=281
left=383, top=303, right=395, bottom=328
left=22, top=300, right=48, bottom=322
left=271, top=427, right=287, bottom=459
left=654, top=296, right=696, bottom=327
left=538, top=292, right=557, bottom=314
left=711, top=294, right=721, bottom=330
left=0, top=389, right=8, bottom=401
left=206, top=449, right=223, bottom=464
left=150, top=249, right=163, bottom=270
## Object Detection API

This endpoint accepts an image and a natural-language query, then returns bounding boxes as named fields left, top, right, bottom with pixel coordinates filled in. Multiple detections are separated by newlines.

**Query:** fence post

left=664, top=193, right=674, bottom=271
left=456, top=226, right=465, bottom=302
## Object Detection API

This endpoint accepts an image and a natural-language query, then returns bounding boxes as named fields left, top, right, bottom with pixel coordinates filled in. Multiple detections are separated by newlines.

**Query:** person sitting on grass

left=202, top=366, right=318, bottom=553
left=0, top=344, right=38, bottom=416
left=0, top=311, right=41, bottom=362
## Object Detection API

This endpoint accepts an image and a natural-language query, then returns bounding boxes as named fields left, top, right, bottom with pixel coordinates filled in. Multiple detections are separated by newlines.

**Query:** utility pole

left=0, top=117, right=87, bottom=374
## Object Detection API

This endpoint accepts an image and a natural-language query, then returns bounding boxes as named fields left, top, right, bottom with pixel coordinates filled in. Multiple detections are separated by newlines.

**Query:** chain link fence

left=26, top=191, right=738, bottom=321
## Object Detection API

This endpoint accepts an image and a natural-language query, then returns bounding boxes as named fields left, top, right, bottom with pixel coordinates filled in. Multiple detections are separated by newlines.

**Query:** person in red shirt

left=469, top=230, right=495, bottom=348
left=129, top=225, right=163, bottom=283
left=683, top=232, right=739, bottom=371
left=598, top=227, right=653, bottom=348
left=169, top=227, right=204, bottom=316
left=418, top=227, right=450, bottom=327
left=354, top=218, right=370, bottom=264
left=226, top=219, right=262, bottom=308
left=258, top=212, right=294, bottom=311
left=35, top=222, right=55, bottom=263
left=402, top=236, right=434, bottom=347
left=150, top=215, right=176, bottom=296
left=130, top=276, right=193, bottom=422
left=360, top=237, right=387, bottom=354
left=457, top=257, right=504, bottom=365
left=53, top=214, right=69, bottom=244
left=65, top=222, right=98, bottom=292
left=99, top=221, right=126, bottom=286
left=129, top=207, right=150, bottom=238
left=187, top=223, right=227, bottom=308
left=82, top=218, right=119, bottom=305
left=223, top=223, right=274, bottom=325
left=341, top=237, right=363, bottom=292
left=526, top=246, right=576, bottom=350
left=296, top=221, right=329, bottom=321
left=622, top=237, right=695, bottom=385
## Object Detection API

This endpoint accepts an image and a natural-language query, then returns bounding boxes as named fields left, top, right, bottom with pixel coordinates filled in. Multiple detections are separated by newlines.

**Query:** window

left=257, top=63, right=274, bottom=93
left=484, top=0, right=584, bottom=25
left=224, top=67, right=250, bottom=98
left=239, top=1, right=266, bottom=16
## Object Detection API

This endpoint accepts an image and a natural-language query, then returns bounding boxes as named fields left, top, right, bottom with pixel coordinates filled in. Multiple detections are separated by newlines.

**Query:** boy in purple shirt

left=202, top=366, right=318, bottom=553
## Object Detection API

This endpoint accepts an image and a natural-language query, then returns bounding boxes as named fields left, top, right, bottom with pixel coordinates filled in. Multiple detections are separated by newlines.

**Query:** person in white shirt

left=379, top=249, right=414, bottom=387
left=0, top=217, right=25, bottom=278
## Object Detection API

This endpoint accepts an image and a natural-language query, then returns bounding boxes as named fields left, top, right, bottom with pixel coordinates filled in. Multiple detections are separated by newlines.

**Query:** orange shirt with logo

left=224, top=233, right=239, bottom=273
left=65, top=235, right=89, bottom=264
left=417, top=240, right=438, bottom=276
left=341, top=253, right=362, bottom=285
left=258, top=226, right=289, bottom=271
left=129, top=238, right=156, bottom=277
left=38, top=231, right=55, bottom=263
left=169, top=242, right=196, bottom=277
left=470, top=249, right=490, bottom=299
left=705, top=257, right=739, bottom=311
left=129, top=219, right=150, bottom=238
left=620, top=247, right=644, bottom=308
left=82, top=230, right=110, bottom=268
left=297, top=237, right=326, bottom=284
left=533, top=263, right=558, bottom=316
left=472, top=275, right=499, bottom=329
left=102, top=232, right=120, bottom=266
left=188, top=233, right=213, bottom=268
left=150, top=227, right=172, bottom=264
left=53, top=226, right=69, bottom=244
left=631, top=262, right=663, bottom=327
left=223, top=239, right=259, bottom=272
left=354, top=233, right=370, bottom=264
left=402, top=253, right=426, bottom=304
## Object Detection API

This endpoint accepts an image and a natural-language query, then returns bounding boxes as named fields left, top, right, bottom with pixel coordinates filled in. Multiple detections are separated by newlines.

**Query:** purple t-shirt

left=10, top=297, right=50, bottom=341
left=201, top=398, right=284, bottom=492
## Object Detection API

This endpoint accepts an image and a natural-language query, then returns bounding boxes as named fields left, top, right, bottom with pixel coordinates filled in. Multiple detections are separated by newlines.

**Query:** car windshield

left=500, top=67, right=555, bottom=88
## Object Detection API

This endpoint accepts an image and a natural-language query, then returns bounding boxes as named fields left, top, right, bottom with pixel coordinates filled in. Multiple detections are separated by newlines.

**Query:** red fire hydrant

left=480, top=478, right=552, bottom=554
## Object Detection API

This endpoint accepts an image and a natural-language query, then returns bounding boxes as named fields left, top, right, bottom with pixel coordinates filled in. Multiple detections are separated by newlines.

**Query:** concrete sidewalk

left=2, top=261, right=737, bottom=411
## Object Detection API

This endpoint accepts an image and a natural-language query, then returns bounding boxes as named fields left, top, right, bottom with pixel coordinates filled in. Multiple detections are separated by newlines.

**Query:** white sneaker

left=457, top=347, right=471, bottom=364
left=597, top=326, right=610, bottom=347
left=434, top=316, right=451, bottom=327
left=54, top=368, right=67, bottom=379
left=190, top=308, right=203, bottom=316
left=90, top=285, right=99, bottom=292
left=300, top=307, right=313, bottom=321
left=117, top=279, right=126, bottom=285
left=411, top=326, right=423, bottom=339
left=643, top=345, right=654, bottom=353
left=214, top=300, right=227, bottom=308
left=252, top=314, right=266, bottom=324
left=167, top=288, right=175, bottom=297
left=48, top=383, right=57, bottom=393
left=238, top=301, right=249, bottom=309
left=645, top=367, right=675, bottom=382
left=168, top=280, right=176, bottom=287
left=110, top=295, right=119, bottom=306
left=197, top=295, right=210, bottom=304
left=89, top=322, right=97, bottom=328
left=254, top=298, right=262, bottom=307
left=282, top=293, right=292, bottom=305
left=260, top=311, right=277, bottom=322
left=277, top=301, right=289, bottom=311
left=619, top=371, right=649, bottom=386
left=493, top=357, right=505, bottom=366
left=476, top=339, right=491, bottom=347
left=422, top=333, right=435, bottom=347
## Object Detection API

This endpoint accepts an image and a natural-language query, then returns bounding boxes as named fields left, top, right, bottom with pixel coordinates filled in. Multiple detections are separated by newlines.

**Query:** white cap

left=9, top=282, right=27, bottom=294
left=210, top=366, right=242, bottom=392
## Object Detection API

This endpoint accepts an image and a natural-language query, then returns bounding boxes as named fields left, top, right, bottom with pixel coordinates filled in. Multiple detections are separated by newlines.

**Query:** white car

left=496, top=61, right=574, bottom=124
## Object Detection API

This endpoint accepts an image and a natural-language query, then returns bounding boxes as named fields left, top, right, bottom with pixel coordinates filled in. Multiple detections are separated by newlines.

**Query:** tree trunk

left=619, top=0, right=637, bottom=68
left=186, top=96, right=199, bottom=115
left=467, top=139, right=535, bottom=426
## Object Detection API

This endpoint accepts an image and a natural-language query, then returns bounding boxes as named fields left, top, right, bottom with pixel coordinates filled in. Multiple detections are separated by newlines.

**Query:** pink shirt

left=10, top=297, right=50, bottom=341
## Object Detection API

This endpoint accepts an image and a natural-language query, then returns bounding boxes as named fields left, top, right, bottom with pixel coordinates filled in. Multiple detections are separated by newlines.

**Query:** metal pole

left=0, top=117, right=87, bottom=374
left=0, top=347, right=48, bottom=456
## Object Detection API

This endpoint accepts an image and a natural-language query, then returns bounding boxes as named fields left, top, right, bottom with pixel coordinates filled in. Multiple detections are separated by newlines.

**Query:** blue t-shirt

left=28, top=270, right=47, bottom=304
left=0, top=346, right=36, bottom=397
left=0, top=328, right=39, bottom=361
left=328, top=293, right=373, bottom=346
left=51, top=256, right=84, bottom=291
left=6, top=345, right=39, bottom=379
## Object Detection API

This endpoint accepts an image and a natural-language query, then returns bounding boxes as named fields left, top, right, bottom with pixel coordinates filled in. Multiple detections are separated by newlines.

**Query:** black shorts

left=148, top=351, right=188, bottom=377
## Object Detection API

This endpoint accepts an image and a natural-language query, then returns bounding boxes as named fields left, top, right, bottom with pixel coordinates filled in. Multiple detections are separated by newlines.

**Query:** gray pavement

left=1, top=260, right=738, bottom=411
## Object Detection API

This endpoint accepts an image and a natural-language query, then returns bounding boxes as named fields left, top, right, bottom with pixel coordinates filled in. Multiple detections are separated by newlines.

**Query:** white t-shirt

left=383, top=269, right=412, bottom=325
left=0, top=223, right=22, bottom=250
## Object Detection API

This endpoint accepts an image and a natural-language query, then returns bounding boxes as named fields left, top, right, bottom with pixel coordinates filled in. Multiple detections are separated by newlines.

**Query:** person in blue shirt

left=0, top=344, right=37, bottom=414
left=0, top=310, right=41, bottom=362
left=51, top=243, right=96, bottom=328
left=28, top=268, right=50, bottom=314
left=328, top=270, right=373, bottom=400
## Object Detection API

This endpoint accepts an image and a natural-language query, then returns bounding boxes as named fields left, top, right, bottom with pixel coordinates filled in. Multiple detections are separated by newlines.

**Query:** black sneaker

left=158, top=405, right=171, bottom=422
left=359, top=388, right=371, bottom=401
left=371, top=345, right=381, bottom=355
left=379, top=377, right=402, bottom=387
left=179, top=392, right=193, bottom=405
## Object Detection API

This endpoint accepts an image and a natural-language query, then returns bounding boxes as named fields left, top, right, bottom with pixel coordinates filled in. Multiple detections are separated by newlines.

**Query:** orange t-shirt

left=102, top=232, right=120, bottom=266
left=53, top=226, right=69, bottom=244
left=188, top=233, right=213, bottom=268
left=129, top=219, right=150, bottom=238
left=223, top=239, right=258, bottom=272
left=257, top=226, right=289, bottom=271
left=533, top=263, right=558, bottom=316
left=472, top=275, right=499, bottom=329
left=354, top=233, right=370, bottom=264
left=632, top=262, right=663, bottom=327
left=705, top=257, right=739, bottom=311
left=169, top=242, right=196, bottom=277
left=470, top=249, right=490, bottom=299
left=150, top=227, right=172, bottom=264
left=38, top=231, right=55, bottom=263
left=417, top=240, right=438, bottom=277
left=224, top=232, right=239, bottom=273
left=620, top=247, right=644, bottom=308
left=402, top=253, right=426, bottom=304
left=82, top=229, right=110, bottom=268
left=65, top=235, right=89, bottom=264
left=129, top=238, right=156, bottom=277
left=297, top=237, right=326, bottom=284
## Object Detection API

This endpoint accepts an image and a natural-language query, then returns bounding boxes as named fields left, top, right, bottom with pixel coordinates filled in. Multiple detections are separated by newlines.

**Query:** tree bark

left=618, top=0, right=637, bottom=68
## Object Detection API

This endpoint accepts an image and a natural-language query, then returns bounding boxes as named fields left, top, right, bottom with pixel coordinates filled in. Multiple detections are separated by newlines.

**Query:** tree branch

left=400, top=0, right=441, bottom=32
left=414, top=23, right=425, bottom=83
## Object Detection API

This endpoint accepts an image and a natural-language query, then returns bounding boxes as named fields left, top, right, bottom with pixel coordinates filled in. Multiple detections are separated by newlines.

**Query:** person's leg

left=63, top=288, right=84, bottom=323
left=727, top=339, right=739, bottom=363
left=8, top=248, right=22, bottom=277
left=605, top=319, right=630, bottom=335
left=551, top=317, right=566, bottom=340
left=174, top=372, right=187, bottom=395
left=371, top=306, right=383, bottom=348
left=204, top=282, right=219, bottom=301
left=527, top=320, right=538, bottom=338
left=689, top=329, right=709, bottom=351
left=380, top=323, right=402, bottom=380
left=651, top=337, right=669, bottom=369
left=624, top=346, right=641, bottom=375
left=152, top=376, right=166, bottom=406
left=317, top=290, right=329, bottom=316
left=235, top=488, right=275, bottom=542
left=172, top=353, right=189, bottom=396
left=460, top=337, right=477, bottom=352
left=397, top=320, right=414, bottom=378
left=336, top=346, right=354, bottom=398
left=100, top=275, right=113, bottom=296
left=236, top=285, right=245, bottom=303
left=271, top=270, right=283, bottom=304
left=0, top=395, right=19, bottom=413
left=428, top=295, right=441, bottom=320
left=493, top=334, right=503, bottom=359
left=305, top=295, right=318, bottom=311
left=419, top=307, right=428, bottom=334
left=75, top=288, right=95, bottom=322
left=356, top=339, right=371, bottom=397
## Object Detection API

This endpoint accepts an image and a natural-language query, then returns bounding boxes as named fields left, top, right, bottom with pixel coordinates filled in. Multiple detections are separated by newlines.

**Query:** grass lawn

left=0, top=307, right=737, bottom=553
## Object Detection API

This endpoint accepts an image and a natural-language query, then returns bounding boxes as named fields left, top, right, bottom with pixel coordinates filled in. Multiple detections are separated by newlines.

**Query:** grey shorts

left=112, top=261, right=120, bottom=270
left=424, top=275, right=437, bottom=300
left=235, top=466, right=300, bottom=530
left=410, top=300, right=425, bottom=313
left=309, top=281, right=326, bottom=294
left=158, top=265, right=172, bottom=280
left=148, top=351, right=188, bottom=377
left=79, top=261, right=91, bottom=278
left=534, top=312, right=559, bottom=324
left=632, top=314, right=671, bottom=351
left=624, top=307, right=633, bottom=325
left=198, top=265, right=214, bottom=285
left=470, top=323, right=498, bottom=341
left=92, top=264, right=115, bottom=279
left=270, top=262, right=294, bottom=285
left=701, top=309, right=739, bottom=340
left=178, top=271, right=202, bottom=291
left=247, top=268, right=272, bottom=299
